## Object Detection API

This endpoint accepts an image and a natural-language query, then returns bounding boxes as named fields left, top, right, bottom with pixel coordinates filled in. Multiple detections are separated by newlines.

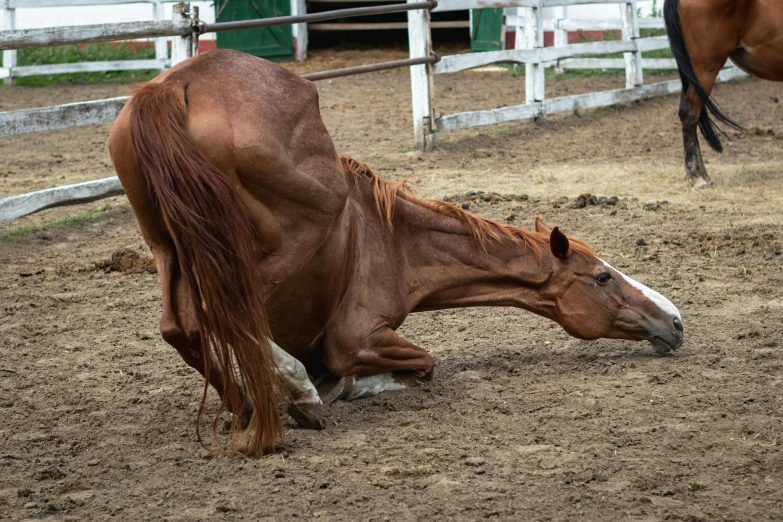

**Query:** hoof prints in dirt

left=93, top=248, right=156, bottom=275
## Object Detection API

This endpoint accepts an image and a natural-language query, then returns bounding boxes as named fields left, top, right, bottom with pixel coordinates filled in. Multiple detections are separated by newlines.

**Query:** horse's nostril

left=673, top=316, right=683, bottom=333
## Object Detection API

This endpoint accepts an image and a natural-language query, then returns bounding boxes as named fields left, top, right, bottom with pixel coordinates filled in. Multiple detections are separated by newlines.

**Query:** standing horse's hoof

left=287, top=401, right=325, bottom=430
left=690, top=176, right=714, bottom=189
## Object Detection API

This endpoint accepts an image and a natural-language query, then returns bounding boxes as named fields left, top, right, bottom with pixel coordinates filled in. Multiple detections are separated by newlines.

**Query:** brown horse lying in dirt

left=665, top=0, right=783, bottom=188
left=109, top=49, right=684, bottom=456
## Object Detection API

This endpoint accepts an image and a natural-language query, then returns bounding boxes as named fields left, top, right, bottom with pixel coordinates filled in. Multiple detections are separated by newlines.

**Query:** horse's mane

left=340, top=156, right=596, bottom=259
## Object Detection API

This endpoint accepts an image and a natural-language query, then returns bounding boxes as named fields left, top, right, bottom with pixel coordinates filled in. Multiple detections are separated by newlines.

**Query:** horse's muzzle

left=650, top=316, right=684, bottom=354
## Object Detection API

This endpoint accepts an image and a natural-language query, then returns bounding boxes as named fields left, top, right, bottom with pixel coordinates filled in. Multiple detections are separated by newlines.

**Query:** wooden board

left=436, top=69, right=748, bottom=134
left=0, top=19, right=190, bottom=51
left=0, top=97, right=129, bottom=137
left=0, top=177, right=124, bottom=223
left=436, top=102, right=541, bottom=132
left=12, top=59, right=165, bottom=77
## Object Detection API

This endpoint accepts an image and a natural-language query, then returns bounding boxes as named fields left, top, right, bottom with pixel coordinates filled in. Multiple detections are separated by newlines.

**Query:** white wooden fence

left=0, top=0, right=186, bottom=85
left=1, top=0, right=749, bottom=222
left=407, top=0, right=747, bottom=149
left=0, top=1, right=197, bottom=222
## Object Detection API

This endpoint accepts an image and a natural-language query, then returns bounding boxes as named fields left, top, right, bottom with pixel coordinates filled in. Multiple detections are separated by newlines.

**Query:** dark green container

left=215, top=0, right=294, bottom=62
left=471, top=8, right=504, bottom=52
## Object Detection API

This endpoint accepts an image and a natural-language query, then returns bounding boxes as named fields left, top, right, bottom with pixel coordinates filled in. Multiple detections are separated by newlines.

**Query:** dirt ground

left=1, top=47, right=783, bottom=521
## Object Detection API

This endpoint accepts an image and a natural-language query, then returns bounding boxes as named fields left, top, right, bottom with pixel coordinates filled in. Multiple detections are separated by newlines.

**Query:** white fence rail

left=1, top=0, right=749, bottom=222
left=0, top=1, right=198, bottom=223
left=407, top=0, right=747, bottom=149
left=1, top=0, right=179, bottom=85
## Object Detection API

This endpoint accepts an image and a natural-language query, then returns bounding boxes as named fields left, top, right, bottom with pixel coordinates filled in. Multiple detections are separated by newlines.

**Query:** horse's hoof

left=321, top=376, right=356, bottom=404
left=690, top=176, right=714, bottom=190
left=287, top=401, right=325, bottom=430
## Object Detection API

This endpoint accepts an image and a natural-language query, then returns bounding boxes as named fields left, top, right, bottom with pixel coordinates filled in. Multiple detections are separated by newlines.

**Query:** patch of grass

left=688, top=480, right=709, bottom=491
left=489, top=128, right=514, bottom=138
left=2, top=43, right=160, bottom=87
left=1, top=203, right=124, bottom=241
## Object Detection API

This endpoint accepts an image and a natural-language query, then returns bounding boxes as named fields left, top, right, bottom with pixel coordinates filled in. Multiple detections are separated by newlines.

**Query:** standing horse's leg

left=321, top=327, right=435, bottom=402
left=678, top=67, right=723, bottom=189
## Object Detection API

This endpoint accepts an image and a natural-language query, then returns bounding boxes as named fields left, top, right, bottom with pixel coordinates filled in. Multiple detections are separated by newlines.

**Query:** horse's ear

left=550, top=227, right=570, bottom=259
left=535, top=217, right=551, bottom=234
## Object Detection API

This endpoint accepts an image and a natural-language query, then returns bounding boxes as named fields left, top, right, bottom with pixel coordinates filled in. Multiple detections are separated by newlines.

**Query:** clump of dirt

left=93, top=248, right=156, bottom=274
left=443, top=191, right=530, bottom=211
left=551, top=194, right=622, bottom=210
left=643, top=200, right=671, bottom=212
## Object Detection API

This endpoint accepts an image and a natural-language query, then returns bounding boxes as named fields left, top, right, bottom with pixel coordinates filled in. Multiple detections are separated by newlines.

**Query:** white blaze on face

left=602, top=260, right=682, bottom=321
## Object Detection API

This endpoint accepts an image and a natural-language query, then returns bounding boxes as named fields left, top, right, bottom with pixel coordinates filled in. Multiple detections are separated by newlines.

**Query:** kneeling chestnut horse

left=109, top=49, right=684, bottom=456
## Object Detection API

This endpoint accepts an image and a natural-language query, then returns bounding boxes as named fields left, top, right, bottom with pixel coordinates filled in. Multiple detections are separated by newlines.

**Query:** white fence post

left=621, top=0, right=643, bottom=88
left=553, top=6, right=567, bottom=73
left=153, top=0, right=168, bottom=71
left=291, top=0, right=307, bottom=61
left=407, top=0, right=435, bottom=151
left=2, top=0, right=16, bottom=85
left=170, top=2, right=197, bottom=66
left=523, top=1, right=544, bottom=106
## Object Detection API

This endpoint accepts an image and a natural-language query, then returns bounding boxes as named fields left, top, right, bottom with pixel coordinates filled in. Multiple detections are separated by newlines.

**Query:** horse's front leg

left=679, top=86, right=712, bottom=189
left=320, top=326, right=435, bottom=403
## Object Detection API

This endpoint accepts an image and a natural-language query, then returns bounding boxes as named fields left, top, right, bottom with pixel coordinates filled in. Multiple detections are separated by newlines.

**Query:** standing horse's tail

left=128, top=79, right=282, bottom=456
left=664, top=0, right=741, bottom=153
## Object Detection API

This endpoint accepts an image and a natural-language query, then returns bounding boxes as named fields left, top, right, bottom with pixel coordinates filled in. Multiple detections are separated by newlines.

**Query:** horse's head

left=534, top=218, right=683, bottom=354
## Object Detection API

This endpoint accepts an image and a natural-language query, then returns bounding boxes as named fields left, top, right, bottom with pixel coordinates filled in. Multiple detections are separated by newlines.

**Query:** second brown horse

left=665, top=0, right=783, bottom=188
left=109, top=49, right=684, bottom=456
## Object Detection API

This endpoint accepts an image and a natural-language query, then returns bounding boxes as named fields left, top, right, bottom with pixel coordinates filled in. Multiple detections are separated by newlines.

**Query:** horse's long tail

left=128, top=79, right=282, bottom=456
left=664, top=0, right=741, bottom=152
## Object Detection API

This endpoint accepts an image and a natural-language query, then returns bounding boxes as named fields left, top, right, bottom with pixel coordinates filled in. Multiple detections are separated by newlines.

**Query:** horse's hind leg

left=270, top=339, right=324, bottom=429
left=679, top=87, right=711, bottom=188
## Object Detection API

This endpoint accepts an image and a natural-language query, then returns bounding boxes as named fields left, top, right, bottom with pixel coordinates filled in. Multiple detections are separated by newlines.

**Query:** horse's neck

left=392, top=197, right=555, bottom=316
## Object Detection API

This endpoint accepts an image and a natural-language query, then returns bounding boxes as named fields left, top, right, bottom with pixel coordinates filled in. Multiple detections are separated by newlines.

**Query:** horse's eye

left=596, top=272, right=612, bottom=284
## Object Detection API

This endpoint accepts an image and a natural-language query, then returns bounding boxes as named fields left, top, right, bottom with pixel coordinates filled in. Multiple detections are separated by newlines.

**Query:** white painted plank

left=636, top=35, right=670, bottom=52
left=541, top=0, right=627, bottom=5
left=0, top=19, right=190, bottom=50
left=539, top=38, right=635, bottom=61
left=434, top=0, right=538, bottom=13
left=9, top=0, right=159, bottom=6
left=436, top=102, right=541, bottom=132
left=543, top=79, right=681, bottom=113
left=436, top=38, right=637, bottom=74
left=559, top=57, right=676, bottom=69
left=12, top=59, right=165, bottom=76
left=0, top=177, right=124, bottom=223
left=0, top=96, right=128, bottom=137
left=436, top=70, right=747, bottom=135
left=435, top=48, right=537, bottom=74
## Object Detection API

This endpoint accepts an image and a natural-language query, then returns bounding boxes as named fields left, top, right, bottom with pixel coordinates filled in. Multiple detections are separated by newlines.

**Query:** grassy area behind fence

left=1, top=42, right=161, bottom=86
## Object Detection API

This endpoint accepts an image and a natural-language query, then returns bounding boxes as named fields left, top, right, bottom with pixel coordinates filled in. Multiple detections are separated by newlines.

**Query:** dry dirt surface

left=1, top=48, right=783, bottom=521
